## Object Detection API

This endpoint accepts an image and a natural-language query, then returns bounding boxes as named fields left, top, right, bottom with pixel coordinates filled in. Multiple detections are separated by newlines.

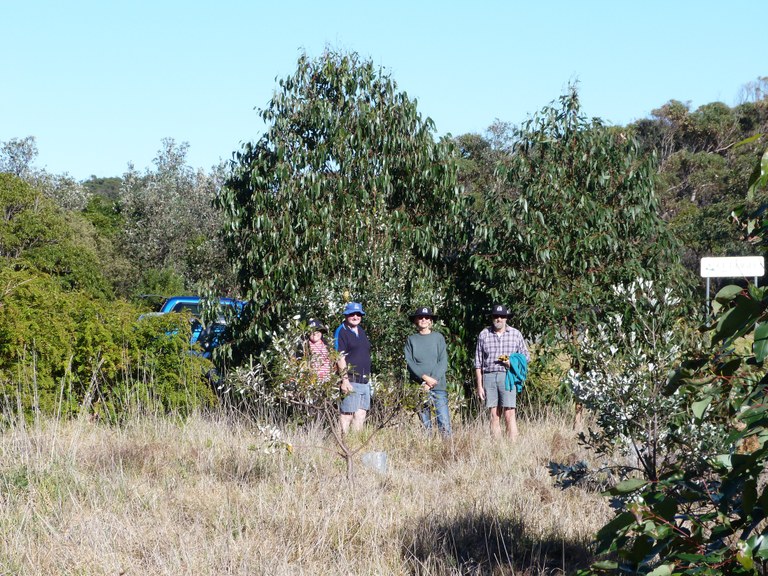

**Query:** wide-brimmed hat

left=308, top=318, right=327, bottom=332
left=489, top=304, right=511, bottom=317
left=342, top=302, right=365, bottom=316
left=408, top=306, right=438, bottom=320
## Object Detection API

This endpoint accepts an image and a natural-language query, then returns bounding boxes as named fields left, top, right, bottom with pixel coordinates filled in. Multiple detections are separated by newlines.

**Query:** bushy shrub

left=567, top=278, right=707, bottom=479
left=523, top=350, right=573, bottom=415
left=0, top=267, right=215, bottom=420
left=580, top=282, right=768, bottom=575
left=578, top=147, right=768, bottom=575
left=0, top=173, right=112, bottom=299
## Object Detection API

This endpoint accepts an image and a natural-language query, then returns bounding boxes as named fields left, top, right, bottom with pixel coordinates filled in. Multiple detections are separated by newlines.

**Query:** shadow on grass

left=403, top=510, right=594, bottom=575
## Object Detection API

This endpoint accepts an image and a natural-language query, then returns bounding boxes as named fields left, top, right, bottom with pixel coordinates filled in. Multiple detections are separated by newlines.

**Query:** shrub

left=567, top=278, right=707, bottom=480
left=0, top=267, right=215, bottom=420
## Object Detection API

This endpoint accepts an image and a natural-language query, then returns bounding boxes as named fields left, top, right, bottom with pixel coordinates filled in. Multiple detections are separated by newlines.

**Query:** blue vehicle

left=150, top=296, right=246, bottom=358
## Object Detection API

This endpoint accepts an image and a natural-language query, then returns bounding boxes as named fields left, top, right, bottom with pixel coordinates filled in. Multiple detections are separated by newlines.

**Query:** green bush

left=0, top=173, right=112, bottom=299
left=0, top=267, right=215, bottom=420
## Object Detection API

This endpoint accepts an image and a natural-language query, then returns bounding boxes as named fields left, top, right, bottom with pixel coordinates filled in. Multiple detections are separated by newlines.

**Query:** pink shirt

left=309, top=339, right=331, bottom=381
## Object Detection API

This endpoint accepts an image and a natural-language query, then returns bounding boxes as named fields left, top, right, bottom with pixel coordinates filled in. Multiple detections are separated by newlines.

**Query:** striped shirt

left=308, top=339, right=331, bottom=382
left=474, top=326, right=530, bottom=373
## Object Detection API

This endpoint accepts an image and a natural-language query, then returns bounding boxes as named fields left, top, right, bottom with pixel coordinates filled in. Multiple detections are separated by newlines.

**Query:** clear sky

left=2, top=0, right=766, bottom=181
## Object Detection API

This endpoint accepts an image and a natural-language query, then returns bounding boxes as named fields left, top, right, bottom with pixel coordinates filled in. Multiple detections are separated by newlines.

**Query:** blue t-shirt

left=334, top=323, right=372, bottom=383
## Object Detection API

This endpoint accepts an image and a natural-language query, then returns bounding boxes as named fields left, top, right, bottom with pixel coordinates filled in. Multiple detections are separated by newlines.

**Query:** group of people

left=303, top=301, right=530, bottom=439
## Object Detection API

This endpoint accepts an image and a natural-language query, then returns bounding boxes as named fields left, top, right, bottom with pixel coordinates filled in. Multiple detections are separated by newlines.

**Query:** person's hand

left=340, top=378, right=354, bottom=394
left=423, top=375, right=438, bottom=389
left=476, top=385, right=485, bottom=402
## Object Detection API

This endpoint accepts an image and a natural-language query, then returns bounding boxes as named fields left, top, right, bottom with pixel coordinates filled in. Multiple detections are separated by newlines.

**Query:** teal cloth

left=505, top=353, right=528, bottom=393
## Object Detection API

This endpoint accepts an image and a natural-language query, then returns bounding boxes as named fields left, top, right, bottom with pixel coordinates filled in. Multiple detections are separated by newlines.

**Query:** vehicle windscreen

left=171, top=303, right=201, bottom=315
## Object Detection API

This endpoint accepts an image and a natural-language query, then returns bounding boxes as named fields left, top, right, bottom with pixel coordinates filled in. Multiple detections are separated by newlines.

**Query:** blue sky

left=2, top=0, right=766, bottom=181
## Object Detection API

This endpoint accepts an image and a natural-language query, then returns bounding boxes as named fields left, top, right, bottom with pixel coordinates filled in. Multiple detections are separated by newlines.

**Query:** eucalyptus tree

left=634, top=96, right=768, bottom=279
left=0, top=136, right=37, bottom=178
left=217, top=50, right=469, bottom=374
left=471, top=87, right=689, bottom=351
left=118, top=138, right=232, bottom=299
left=0, top=136, right=90, bottom=210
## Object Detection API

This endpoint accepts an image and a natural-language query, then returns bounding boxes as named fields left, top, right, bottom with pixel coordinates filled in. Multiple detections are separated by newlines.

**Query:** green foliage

left=117, top=139, right=234, bottom=299
left=133, top=268, right=187, bottom=306
left=634, top=95, right=768, bottom=284
left=452, top=120, right=514, bottom=212
left=568, top=279, right=706, bottom=480
left=0, top=173, right=112, bottom=298
left=82, top=176, right=122, bottom=202
left=581, top=149, right=768, bottom=576
left=120, top=312, right=217, bottom=416
left=0, top=266, right=215, bottom=420
left=0, top=173, right=66, bottom=259
left=747, top=146, right=768, bottom=200
left=218, top=50, right=470, bottom=374
left=521, top=350, right=574, bottom=414
left=82, top=192, right=124, bottom=238
left=471, top=88, right=689, bottom=348
left=582, top=287, right=768, bottom=575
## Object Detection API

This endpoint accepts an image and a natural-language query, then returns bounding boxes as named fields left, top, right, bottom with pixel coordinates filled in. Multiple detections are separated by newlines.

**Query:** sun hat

left=308, top=318, right=327, bottom=332
left=489, top=304, right=511, bottom=317
left=342, top=302, right=365, bottom=316
left=408, top=306, right=438, bottom=320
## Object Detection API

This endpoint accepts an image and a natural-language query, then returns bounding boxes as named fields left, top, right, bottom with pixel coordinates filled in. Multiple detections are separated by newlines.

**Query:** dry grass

left=0, top=409, right=610, bottom=575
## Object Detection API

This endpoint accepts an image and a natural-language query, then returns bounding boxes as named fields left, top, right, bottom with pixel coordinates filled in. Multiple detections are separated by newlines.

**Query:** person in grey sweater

left=404, top=306, right=451, bottom=435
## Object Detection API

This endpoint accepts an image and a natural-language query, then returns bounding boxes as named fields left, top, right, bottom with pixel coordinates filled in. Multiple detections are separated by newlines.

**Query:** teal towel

left=505, top=353, right=528, bottom=393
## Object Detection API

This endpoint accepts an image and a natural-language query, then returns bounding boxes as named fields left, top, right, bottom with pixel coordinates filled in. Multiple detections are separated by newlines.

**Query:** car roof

left=160, top=296, right=246, bottom=313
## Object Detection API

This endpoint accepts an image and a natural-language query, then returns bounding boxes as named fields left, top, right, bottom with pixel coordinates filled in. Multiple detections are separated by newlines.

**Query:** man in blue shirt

left=334, top=302, right=372, bottom=433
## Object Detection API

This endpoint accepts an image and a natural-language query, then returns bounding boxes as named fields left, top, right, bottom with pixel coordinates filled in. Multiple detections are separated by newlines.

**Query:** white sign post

left=700, top=256, right=765, bottom=316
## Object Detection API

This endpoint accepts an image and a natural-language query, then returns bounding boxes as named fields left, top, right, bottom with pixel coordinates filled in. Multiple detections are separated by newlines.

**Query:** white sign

left=700, top=256, right=765, bottom=278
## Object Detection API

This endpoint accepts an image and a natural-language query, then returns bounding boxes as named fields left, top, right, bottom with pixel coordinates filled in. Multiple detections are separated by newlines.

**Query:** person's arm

left=406, top=336, right=435, bottom=388
left=337, top=354, right=353, bottom=393
left=335, top=329, right=354, bottom=394
left=475, top=367, right=485, bottom=401
left=431, top=334, right=448, bottom=387
left=474, top=334, right=485, bottom=400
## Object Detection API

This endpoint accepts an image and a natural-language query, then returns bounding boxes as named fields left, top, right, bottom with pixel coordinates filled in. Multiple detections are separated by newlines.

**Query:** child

left=305, top=319, right=331, bottom=382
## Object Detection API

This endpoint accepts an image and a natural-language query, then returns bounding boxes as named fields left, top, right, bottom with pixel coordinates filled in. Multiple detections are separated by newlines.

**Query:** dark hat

left=489, top=304, right=511, bottom=317
left=409, top=306, right=438, bottom=319
left=308, top=318, right=327, bottom=332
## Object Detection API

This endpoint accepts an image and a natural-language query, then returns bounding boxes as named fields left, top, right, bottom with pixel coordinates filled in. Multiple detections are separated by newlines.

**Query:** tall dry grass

left=0, top=408, right=610, bottom=575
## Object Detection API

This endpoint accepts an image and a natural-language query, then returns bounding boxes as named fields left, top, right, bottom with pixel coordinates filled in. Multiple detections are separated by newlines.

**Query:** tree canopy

left=218, top=50, right=469, bottom=371
left=470, top=88, right=688, bottom=346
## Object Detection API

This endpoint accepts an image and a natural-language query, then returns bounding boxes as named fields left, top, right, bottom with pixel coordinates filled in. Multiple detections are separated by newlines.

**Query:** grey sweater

left=404, top=331, right=448, bottom=391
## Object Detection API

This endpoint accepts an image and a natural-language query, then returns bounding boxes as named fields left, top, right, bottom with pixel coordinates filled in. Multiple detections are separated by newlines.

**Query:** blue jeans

left=420, top=389, right=452, bottom=436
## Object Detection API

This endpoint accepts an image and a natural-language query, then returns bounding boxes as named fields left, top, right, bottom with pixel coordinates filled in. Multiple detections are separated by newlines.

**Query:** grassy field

left=0, top=408, right=611, bottom=575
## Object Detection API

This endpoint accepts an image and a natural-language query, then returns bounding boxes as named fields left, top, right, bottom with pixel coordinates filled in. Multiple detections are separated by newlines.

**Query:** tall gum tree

left=471, top=88, right=689, bottom=352
left=217, top=50, right=469, bottom=371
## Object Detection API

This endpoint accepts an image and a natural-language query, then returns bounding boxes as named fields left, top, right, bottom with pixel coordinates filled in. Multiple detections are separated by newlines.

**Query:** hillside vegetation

left=2, top=54, right=768, bottom=575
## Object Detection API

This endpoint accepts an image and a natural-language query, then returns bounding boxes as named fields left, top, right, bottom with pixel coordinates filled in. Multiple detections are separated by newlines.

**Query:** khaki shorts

left=483, top=372, right=516, bottom=409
